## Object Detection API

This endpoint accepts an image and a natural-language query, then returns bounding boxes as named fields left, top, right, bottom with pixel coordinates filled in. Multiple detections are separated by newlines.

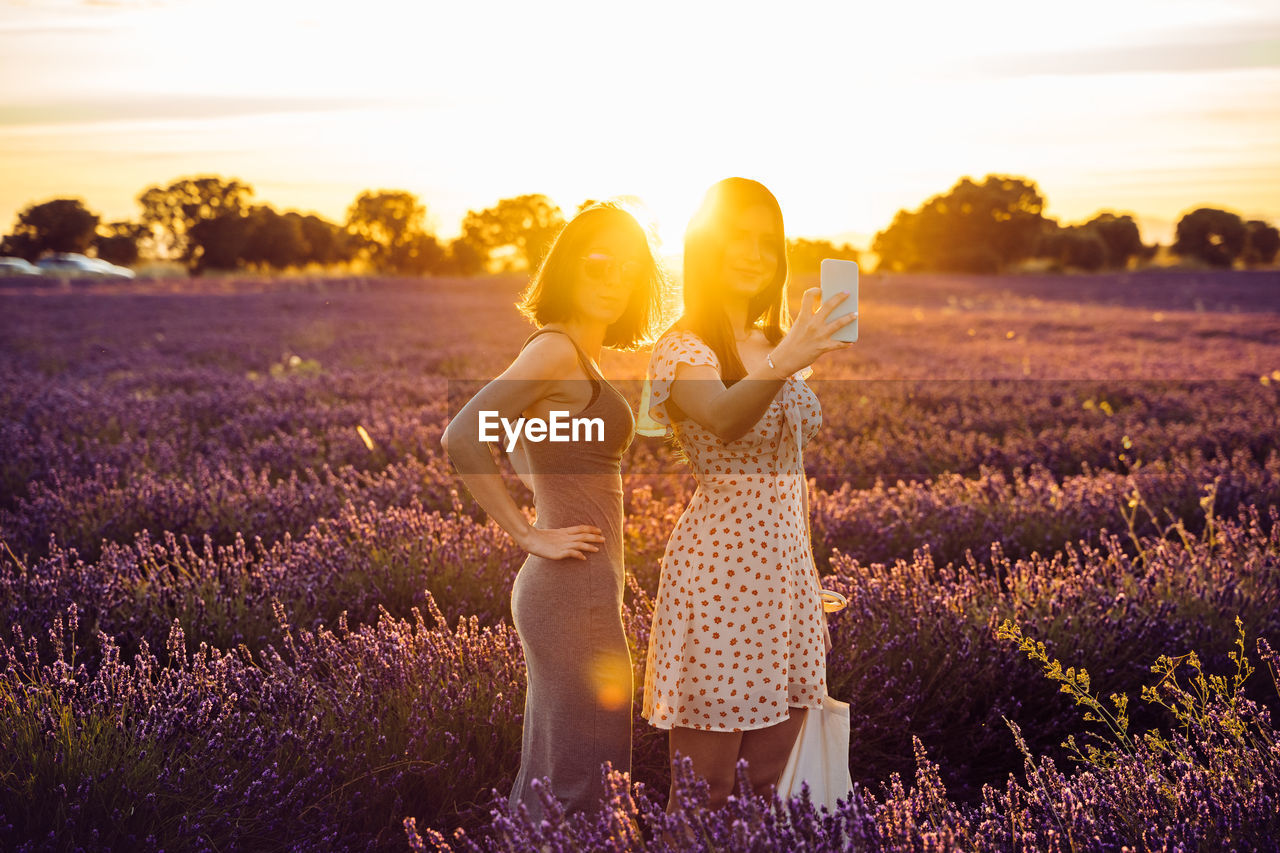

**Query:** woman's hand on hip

left=516, top=524, right=605, bottom=561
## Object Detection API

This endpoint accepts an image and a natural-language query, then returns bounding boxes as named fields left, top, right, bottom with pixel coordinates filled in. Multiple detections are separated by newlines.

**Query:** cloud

left=0, top=94, right=378, bottom=128
left=972, top=20, right=1280, bottom=76
left=0, top=0, right=179, bottom=6
left=79, top=0, right=175, bottom=6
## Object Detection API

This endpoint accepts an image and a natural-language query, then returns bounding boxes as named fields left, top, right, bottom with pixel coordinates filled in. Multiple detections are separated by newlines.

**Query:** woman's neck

left=724, top=296, right=754, bottom=340
left=548, top=319, right=605, bottom=365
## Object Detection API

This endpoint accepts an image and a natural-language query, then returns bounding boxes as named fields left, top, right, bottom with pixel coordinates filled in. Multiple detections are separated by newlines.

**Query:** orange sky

left=1, top=0, right=1278, bottom=250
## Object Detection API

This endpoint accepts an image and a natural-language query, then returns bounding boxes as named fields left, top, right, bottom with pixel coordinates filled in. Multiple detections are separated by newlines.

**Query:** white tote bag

left=776, top=694, right=854, bottom=809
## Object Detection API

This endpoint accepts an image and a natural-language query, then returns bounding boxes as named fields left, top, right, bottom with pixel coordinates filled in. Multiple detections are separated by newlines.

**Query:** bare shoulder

left=504, top=331, right=582, bottom=382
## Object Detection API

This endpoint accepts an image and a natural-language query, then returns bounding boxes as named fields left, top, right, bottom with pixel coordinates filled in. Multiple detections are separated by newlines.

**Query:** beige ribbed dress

left=508, top=328, right=635, bottom=821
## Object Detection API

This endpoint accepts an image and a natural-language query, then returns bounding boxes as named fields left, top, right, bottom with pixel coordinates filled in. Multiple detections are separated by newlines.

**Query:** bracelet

left=767, top=351, right=779, bottom=373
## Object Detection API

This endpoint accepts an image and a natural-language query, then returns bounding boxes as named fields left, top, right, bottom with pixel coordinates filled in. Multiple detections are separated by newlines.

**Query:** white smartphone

left=819, top=259, right=859, bottom=343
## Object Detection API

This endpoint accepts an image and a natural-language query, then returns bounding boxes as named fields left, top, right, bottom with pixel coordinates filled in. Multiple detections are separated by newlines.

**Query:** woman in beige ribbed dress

left=441, top=202, right=666, bottom=820
left=636, top=178, right=857, bottom=810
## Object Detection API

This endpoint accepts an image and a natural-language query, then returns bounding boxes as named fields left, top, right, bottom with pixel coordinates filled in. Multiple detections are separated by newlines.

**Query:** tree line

left=2, top=172, right=1275, bottom=276
left=0, top=176, right=858, bottom=277
left=871, top=175, right=1279, bottom=272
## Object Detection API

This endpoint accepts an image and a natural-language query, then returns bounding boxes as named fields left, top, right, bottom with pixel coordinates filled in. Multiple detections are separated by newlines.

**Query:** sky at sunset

left=1, top=0, right=1278, bottom=251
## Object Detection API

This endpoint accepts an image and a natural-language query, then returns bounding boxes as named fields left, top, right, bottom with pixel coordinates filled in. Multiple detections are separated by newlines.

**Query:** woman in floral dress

left=638, top=178, right=856, bottom=808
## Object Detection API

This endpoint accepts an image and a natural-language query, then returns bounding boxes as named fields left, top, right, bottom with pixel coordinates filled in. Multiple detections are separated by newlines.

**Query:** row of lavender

left=3, top=279, right=1280, bottom=850
left=6, top=446, right=1278, bottom=661
left=5, top=362, right=1277, bottom=564
left=5, top=506, right=1278, bottom=850
left=5, top=281, right=1279, bottom=564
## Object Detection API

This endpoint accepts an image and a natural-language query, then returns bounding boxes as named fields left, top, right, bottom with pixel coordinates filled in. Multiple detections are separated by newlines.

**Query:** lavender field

left=3, top=270, right=1280, bottom=851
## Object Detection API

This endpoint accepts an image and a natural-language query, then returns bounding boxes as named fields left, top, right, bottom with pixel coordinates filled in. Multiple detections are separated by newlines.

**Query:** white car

left=0, top=256, right=42, bottom=276
left=36, top=252, right=135, bottom=279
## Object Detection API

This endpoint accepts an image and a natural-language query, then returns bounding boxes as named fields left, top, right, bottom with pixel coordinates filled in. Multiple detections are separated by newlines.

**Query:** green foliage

left=0, top=682, right=173, bottom=848
left=1037, top=212, right=1152, bottom=272
left=786, top=237, right=860, bottom=274
left=1036, top=224, right=1109, bottom=272
left=345, top=189, right=450, bottom=275
left=140, top=197, right=356, bottom=274
left=442, top=237, right=485, bottom=275
left=1, top=198, right=100, bottom=260
left=997, top=619, right=1135, bottom=764
left=872, top=175, right=1048, bottom=273
left=459, top=194, right=565, bottom=272
left=1140, top=628, right=1252, bottom=748
left=7, top=173, right=1278, bottom=280
left=186, top=210, right=256, bottom=272
left=1119, top=477, right=1223, bottom=572
left=240, top=206, right=310, bottom=270
left=297, top=213, right=359, bottom=267
left=93, top=221, right=148, bottom=267
left=137, top=175, right=255, bottom=268
left=998, top=613, right=1276, bottom=808
left=1172, top=207, right=1247, bottom=268
left=347, top=189, right=424, bottom=271
left=1243, top=220, right=1280, bottom=267
left=1085, top=212, right=1148, bottom=266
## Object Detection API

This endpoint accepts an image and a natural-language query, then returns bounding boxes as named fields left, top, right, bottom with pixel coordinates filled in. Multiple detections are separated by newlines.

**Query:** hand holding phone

left=765, top=273, right=857, bottom=376
left=819, top=259, right=859, bottom=343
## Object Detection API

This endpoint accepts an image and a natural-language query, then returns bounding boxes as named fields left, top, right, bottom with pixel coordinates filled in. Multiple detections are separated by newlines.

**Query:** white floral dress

left=639, top=330, right=826, bottom=732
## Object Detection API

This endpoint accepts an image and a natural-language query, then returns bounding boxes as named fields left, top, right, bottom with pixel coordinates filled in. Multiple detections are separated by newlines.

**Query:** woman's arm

left=666, top=361, right=786, bottom=444
left=669, top=289, right=856, bottom=443
left=441, top=334, right=604, bottom=561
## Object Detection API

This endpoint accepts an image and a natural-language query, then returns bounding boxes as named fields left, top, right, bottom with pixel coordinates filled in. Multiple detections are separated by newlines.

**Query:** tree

left=1033, top=212, right=1150, bottom=271
left=390, top=232, right=447, bottom=275
left=92, top=221, right=147, bottom=267
left=187, top=211, right=256, bottom=273
left=296, top=214, right=358, bottom=267
left=459, top=194, right=565, bottom=272
left=870, top=209, right=921, bottom=272
left=786, top=238, right=860, bottom=275
left=872, top=175, right=1048, bottom=273
left=442, top=237, right=485, bottom=275
left=137, top=176, right=254, bottom=268
left=346, top=190, right=444, bottom=274
left=1172, top=208, right=1246, bottom=268
left=1035, top=226, right=1108, bottom=272
left=1243, top=220, right=1280, bottom=267
left=240, top=207, right=310, bottom=270
left=1083, top=213, right=1146, bottom=269
left=1, top=198, right=100, bottom=260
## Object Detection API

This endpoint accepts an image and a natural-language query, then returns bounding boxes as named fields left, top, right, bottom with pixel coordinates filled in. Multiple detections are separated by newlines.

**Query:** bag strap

left=794, top=394, right=832, bottom=702
left=794, top=405, right=820, bottom=589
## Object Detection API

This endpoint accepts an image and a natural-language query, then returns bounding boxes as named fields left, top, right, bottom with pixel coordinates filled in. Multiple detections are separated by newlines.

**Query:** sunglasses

left=580, top=252, right=644, bottom=284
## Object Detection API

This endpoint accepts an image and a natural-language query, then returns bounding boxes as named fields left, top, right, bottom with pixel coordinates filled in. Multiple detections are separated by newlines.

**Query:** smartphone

left=819, top=259, right=859, bottom=343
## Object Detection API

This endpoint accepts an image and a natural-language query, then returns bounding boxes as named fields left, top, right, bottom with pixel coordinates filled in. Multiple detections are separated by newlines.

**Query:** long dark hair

left=517, top=201, right=667, bottom=351
left=675, top=178, right=789, bottom=384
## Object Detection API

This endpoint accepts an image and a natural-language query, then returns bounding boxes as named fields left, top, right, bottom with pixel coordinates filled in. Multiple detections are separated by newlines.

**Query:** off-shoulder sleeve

left=635, top=331, right=719, bottom=437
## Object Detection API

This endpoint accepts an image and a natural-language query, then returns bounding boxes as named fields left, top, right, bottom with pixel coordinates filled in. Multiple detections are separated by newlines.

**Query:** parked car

left=36, top=253, right=135, bottom=279
left=85, top=256, right=136, bottom=279
left=0, top=256, right=43, bottom=276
